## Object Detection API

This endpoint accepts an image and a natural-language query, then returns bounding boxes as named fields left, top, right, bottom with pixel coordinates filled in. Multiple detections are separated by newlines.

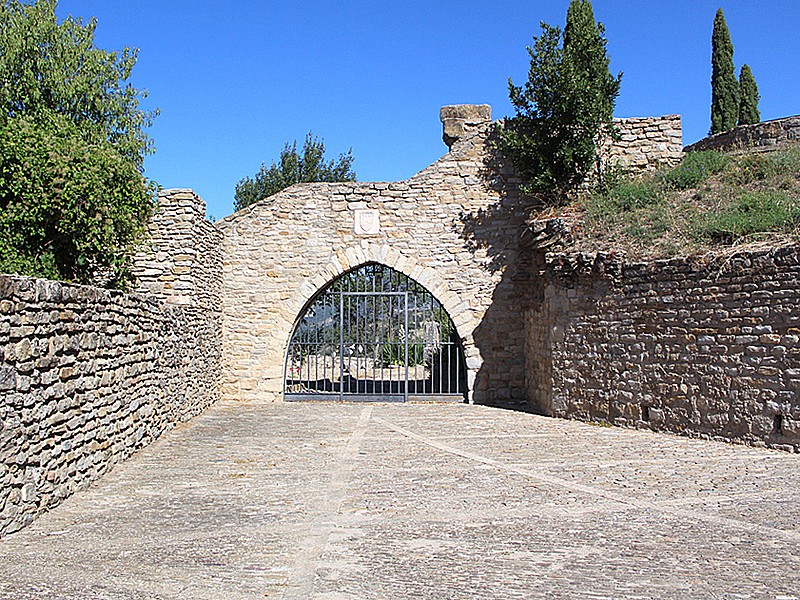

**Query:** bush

left=0, top=114, right=154, bottom=285
left=662, top=151, right=729, bottom=190
left=0, top=0, right=156, bottom=286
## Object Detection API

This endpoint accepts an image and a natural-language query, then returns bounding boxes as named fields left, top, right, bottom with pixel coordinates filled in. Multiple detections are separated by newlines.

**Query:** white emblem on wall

left=354, top=209, right=380, bottom=235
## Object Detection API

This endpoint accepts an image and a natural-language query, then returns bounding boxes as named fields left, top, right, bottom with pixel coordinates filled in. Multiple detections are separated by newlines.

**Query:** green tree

left=497, top=0, right=621, bottom=201
left=0, top=0, right=156, bottom=286
left=710, top=8, right=738, bottom=134
left=234, top=133, right=356, bottom=211
left=738, top=64, right=761, bottom=126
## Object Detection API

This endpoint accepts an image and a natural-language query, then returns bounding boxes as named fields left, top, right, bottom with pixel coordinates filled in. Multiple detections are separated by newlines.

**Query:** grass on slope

left=575, top=147, right=800, bottom=258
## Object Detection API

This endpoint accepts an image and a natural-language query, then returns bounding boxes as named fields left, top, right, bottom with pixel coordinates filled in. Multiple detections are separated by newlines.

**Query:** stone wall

left=133, top=188, right=222, bottom=311
left=684, top=115, right=800, bottom=154
left=0, top=277, right=221, bottom=535
left=601, top=115, right=684, bottom=173
left=1, top=190, right=223, bottom=536
left=217, top=105, right=537, bottom=405
left=526, top=246, right=800, bottom=451
left=216, top=106, right=685, bottom=405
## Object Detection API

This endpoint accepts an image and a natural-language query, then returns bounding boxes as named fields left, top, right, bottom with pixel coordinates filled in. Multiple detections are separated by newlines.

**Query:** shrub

left=662, top=151, right=729, bottom=190
left=0, top=0, right=156, bottom=286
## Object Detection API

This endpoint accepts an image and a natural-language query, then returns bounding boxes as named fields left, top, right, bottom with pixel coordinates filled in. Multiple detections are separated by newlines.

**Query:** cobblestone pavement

left=2, top=402, right=800, bottom=599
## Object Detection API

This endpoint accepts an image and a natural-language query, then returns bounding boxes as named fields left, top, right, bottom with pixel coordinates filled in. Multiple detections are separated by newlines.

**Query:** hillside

left=544, top=145, right=800, bottom=260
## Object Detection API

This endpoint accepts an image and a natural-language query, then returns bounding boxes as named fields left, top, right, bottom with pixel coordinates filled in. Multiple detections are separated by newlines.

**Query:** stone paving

left=1, top=401, right=800, bottom=599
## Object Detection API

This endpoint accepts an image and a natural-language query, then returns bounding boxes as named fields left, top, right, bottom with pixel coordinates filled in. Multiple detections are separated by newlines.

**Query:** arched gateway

left=285, top=263, right=467, bottom=401
left=136, top=105, right=681, bottom=407
left=214, top=104, right=537, bottom=405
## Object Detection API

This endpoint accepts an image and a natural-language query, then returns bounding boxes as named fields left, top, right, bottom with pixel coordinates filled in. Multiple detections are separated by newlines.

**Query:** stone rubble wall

left=133, top=189, right=223, bottom=311
left=1, top=190, right=222, bottom=536
left=683, top=115, right=800, bottom=154
left=526, top=246, right=800, bottom=451
left=217, top=105, right=537, bottom=405
left=601, top=115, right=684, bottom=173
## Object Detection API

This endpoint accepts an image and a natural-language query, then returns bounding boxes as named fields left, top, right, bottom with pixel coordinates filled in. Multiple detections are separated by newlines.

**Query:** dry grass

left=552, top=146, right=800, bottom=259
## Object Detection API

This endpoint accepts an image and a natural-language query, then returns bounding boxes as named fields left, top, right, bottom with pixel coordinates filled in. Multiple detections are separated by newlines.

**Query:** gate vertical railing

left=339, top=291, right=408, bottom=402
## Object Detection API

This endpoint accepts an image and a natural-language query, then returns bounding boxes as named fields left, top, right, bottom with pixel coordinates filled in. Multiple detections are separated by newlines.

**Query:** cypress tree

left=499, top=0, right=621, bottom=199
left=710, top=8, right=738, bottom=134
left=738, top=64, right=761, bottom=125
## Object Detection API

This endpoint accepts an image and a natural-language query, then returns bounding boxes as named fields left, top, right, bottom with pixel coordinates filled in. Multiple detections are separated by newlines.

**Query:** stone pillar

left=440, top=104, right=492, bottom=149
left=133, top=189, right=222, bottom=311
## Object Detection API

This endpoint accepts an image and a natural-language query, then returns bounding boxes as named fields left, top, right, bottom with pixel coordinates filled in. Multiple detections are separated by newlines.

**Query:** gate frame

left=282, top=259, right=474, bottom=403
left=280, top=254, right=478, bottom=403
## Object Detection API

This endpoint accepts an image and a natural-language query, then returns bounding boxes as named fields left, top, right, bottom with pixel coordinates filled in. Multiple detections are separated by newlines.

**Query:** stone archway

left=283, top=242, right=479, bottom=380
left=216, top=105, right=532, bottom=405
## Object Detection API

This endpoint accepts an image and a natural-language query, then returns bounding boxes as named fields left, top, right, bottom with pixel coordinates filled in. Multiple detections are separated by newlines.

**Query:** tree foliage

left=0, top=0, right=156, bottom=286
left=710, top=8, right=738, bottom=134
left=738, top=64, right=761, bottom=126
left=234, top=133, right=356, bottom=211
left=497, top=0, right=621, bottom=201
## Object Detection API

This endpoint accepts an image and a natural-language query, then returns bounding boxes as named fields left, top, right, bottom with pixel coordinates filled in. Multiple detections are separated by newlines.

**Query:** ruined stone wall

left=217, top=105, right=537, bottom=405
left=133, top=188, right=222, bottom=311
left=684, top=115, right=800, bottom=154
left=526, top=246, right=800, bottom=451
left=1, top=189, right=222, bottom=536
left=601, top=115, right=684, bottom=173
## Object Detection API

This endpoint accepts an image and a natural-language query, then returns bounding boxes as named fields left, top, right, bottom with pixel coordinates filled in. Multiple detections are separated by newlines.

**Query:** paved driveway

left=1, top=401, right=799, bottom=599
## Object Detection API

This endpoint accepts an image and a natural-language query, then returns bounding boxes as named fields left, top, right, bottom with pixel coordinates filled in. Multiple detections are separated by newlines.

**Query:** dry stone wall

left=684, top=115, right=800, bottom=154
left=134, top=188, right=222, bottom=311
left=526, top=246, right=800, bottom=451
left=0, top=277, right=220, bottom=535
left=601, top=115, right=683, bottom=173
left=1, top=190, right=222, bottom=536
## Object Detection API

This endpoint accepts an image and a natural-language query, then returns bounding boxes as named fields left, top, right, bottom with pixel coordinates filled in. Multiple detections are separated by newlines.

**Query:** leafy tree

left=497, top=0, right=621, bottom=201
left=710, top=8, right=738, bottom=134
left=234, top=133, right=356, bottom=211
left=0, top=0, right=156, bottom=286
left=738, top=64, right=761, bottom=126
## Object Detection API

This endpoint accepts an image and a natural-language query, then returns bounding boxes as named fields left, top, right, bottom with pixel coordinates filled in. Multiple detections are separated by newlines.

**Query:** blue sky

left=55, top=1, right=800, bottom=220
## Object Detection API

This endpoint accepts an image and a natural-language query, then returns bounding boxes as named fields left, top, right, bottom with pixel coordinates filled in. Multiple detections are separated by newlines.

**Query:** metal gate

left=284, top=263, right=466, bottom=402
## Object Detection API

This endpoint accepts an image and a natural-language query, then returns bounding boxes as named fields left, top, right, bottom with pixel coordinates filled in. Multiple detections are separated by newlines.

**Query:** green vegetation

left=710, top=9, right=761, bottom=133
left=380, top=343, right=425, bottom=368
left=661, top=150, right=729, bottom=190
left=695, top=190, right=800, bottom=244
left=582, top=148, right=800, bottom=257
left=234, top=133, right=356, bottom=211
left=710, top=8, right=738, bottom=134
left=738, top=64, right=761, bottom=126
left=0, top=0, right=157, bottom=286
left=497, top=0, right=621, bottom=201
